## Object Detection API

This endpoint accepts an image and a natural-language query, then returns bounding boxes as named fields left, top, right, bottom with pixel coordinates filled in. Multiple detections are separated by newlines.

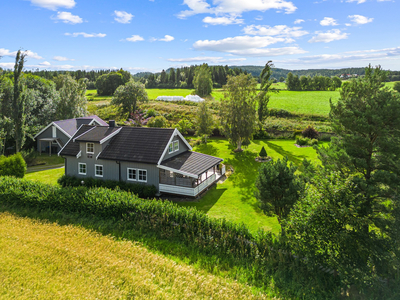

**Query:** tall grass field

left=0, top=211, right=266, bottom=299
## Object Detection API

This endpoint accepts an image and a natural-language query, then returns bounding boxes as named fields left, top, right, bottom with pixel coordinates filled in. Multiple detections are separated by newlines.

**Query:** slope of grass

left=25, top=167, right=64, bottom=185
left=0, top=211, right=267, bottom=299
left=179, top=138, right=325, bottom=234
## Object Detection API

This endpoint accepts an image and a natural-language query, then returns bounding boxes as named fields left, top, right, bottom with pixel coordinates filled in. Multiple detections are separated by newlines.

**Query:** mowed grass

left=179, top=138, right=326, bottom=234
left=25, top=167, right=64, bottom=185
left=0, top=211, right=267, bottom=300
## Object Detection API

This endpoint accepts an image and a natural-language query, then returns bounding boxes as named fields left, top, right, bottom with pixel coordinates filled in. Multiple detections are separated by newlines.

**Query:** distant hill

left=229, top=66, right=368, bottom=79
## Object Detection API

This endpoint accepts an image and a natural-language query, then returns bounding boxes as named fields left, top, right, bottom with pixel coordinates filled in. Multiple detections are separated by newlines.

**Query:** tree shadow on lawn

left=260, top=140, right=307, bottom=166
left=185, top=186, right=228, bottom=214
left=193, top=143, right=219, bottom=157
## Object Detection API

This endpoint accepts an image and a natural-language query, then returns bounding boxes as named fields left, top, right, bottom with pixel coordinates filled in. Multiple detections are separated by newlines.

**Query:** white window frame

left=127, top=168, right=137, bottom=181
left=86, top=142, right=94, bottom=154
left=95, top=164, right=103, bottom=177
left=78, top=163, right=86, bottom=175
left=52, top=126, right=57, bottom=138
left=138, top=169, right=147, bottom=182
left=173, top=140, right=179, bottom=152
left=168, top=142, right=173, bottom=154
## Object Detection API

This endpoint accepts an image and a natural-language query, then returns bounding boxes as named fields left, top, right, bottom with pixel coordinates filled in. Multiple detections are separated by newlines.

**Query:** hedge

left=0, top=153, right=27, bottom=178
left=58, top=175, right=157, bottom=199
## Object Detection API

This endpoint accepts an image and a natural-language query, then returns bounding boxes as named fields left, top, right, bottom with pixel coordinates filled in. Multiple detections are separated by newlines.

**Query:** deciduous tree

left=193, top=64, right=213, bottom=97
left=220, top=74, right=257, bottom=151
left=112, top=80, right=148, bottom=119
left=195, top=100, right=213, bottom=142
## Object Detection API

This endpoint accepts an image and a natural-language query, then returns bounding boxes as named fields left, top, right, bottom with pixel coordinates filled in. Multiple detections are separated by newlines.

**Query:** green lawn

left=25, top=167, right=64, bottom=185
left=179, top=138, right=326, bottom=234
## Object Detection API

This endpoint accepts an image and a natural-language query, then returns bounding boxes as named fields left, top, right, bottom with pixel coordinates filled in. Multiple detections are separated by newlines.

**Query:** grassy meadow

left=0, top=211, right=267, bottom=299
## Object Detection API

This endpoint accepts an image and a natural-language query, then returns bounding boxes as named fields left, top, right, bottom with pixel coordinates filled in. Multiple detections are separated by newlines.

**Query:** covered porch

left=158, top=151, right=225, bottom=197
left=38, top=138, right=64, bottom=156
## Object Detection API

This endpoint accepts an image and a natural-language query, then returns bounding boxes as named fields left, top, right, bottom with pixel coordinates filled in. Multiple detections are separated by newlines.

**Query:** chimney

left=109, top=120, right=115, bottom=127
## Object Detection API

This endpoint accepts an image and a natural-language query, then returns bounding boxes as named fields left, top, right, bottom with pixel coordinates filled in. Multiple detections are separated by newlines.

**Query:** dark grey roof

left=99, top=127, right=175, bottom=164
left=59, top=125, right=95, bottom=157
left=75, top=126, right=120, bottom=143
left=160, top=151, right=223, bottom=176
left=53, top=115, right=107, bottom=136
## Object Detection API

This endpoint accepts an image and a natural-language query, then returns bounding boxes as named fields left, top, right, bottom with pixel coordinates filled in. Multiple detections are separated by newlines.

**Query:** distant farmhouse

left=57, top=123, right=225, bottom=197
left=34, top=115, right=107, bottom=156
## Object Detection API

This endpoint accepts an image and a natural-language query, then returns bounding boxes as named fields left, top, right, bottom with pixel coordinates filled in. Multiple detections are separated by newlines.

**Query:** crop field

left=0, top=211, right=267, bottom=299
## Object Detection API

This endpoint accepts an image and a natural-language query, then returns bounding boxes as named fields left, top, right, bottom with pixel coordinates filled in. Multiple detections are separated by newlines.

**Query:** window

left=173, top=140, right=179, bottom=152
left=127, top=168, right=137, bottom=181
left=138, top=169, right=147, bottom=182
left=168, top=142, right=173, bottom=153
left=78, top=163, right=86, bottom=175
left=52, top=126, right=57, bottom=138
left=168, top=140, right=179, bottom=154
left=95, top=164, right=103, bottom=177
left=86, top=143, right=94, bottom=154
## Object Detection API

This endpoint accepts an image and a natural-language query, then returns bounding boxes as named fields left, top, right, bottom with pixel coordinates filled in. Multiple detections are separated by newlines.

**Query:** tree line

left=285, top=72, right=342, bottom=91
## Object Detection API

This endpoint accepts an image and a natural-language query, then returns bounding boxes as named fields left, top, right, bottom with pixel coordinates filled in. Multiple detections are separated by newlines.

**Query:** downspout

left=116, top=161, right=121, bottom=181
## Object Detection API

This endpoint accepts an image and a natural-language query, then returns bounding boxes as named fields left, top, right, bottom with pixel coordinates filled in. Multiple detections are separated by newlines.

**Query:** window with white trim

left=52, top=126, right=57, bottom=138
left=127, top=168, right=137, bottom=181
left=86, top=143, right=94, bottom=154
left=138, top=169, right=147, bottom=182
left=78, top=163, right=86, bottom=175
left=173, top=140, right=179, bottom=152
left=95, top=164, right=103, bottom=177
left=168, top=140, right=179, bottom=154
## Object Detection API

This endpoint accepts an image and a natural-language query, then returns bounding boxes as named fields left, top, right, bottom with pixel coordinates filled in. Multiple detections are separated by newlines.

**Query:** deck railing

left=159, top=173, right=216, bottom=197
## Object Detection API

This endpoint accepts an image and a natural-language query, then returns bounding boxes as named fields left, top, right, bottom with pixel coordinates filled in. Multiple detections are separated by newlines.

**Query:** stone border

left=255, top=157, right=272, bottom=163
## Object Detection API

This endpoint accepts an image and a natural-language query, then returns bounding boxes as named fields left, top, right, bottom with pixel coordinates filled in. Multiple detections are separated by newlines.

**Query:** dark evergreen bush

left=259, top=146, right=268, bottom=157
left=302, top=125, right=319, bottom=139
left=58, top=175, right=157, bottom=198
left=0, top=153, right=27, bottom=178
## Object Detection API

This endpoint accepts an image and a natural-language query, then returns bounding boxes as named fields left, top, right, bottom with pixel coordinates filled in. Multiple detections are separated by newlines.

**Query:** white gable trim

left=157, top=129, right=192, bottom=165
left=34, top=122, right=55, bottom=139
left=53, top=123, right=72, bottom=139
left=73, top=126, right=96, bottom=142
left=58, top=124, right=85, bottom=156
left=76, top=150, right=82, bottom=159
left=96, top=151, right=102, bottom=160
left=100, top=127, right=122, bottom=144
left=157, top=164, right=198, bottom=179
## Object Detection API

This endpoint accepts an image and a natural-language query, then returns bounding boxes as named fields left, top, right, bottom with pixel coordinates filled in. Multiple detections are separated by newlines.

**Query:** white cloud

left=65, top=32, right=106, bottom=38
left=152, top=35, right=175, bottom=42
left=0, top=63, right=15, bottom=69
left=203, top=16, right=244, bottom=25
left=27, top=0, right=75, bottom=10
left=167, top=56, right=247, bottom=63
left=53, top=56, right=74, bottom=61
left=346, top=0, right=366, bottom=3
left=243, top=25, right=308, bottom=38
left=348, top=14, right=373, bottom=25
left=53, top=11, right=83, bottom=24
left=178, top=0, right=297, bottom=19
left=39, top=61, right=51, bottom=66
left=228, top=46, right=307, bottom=56
left=320, top=17, right=338, bottom=26
left=294, top=19, right=304, bottom=24
left=0, top=48, right=43, bottom=59
left=123, top=35, right=144, bottom=42
left=114, top=10, right=134, bottom=24
left=308, top=29, right=349, bottom=43
left=255, top=15, right=263, bottom=21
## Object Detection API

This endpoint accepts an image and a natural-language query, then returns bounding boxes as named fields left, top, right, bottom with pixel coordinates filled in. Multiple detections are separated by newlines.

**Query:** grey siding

left=65, top=141, right=159, bottom=190
left=120, top=161, right=159, bottom=190
left=162, top=135, right=190, bottom=162
left=36, top=125, right=70, bottom=153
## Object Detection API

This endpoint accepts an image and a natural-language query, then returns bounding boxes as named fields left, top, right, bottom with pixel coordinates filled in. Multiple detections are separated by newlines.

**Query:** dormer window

left=168, top=140, right=179, bottom=154
left=86, top=143, right=94, bottom=154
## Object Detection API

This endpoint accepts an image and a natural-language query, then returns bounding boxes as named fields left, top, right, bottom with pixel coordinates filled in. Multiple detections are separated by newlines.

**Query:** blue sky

left=1, top=0, right=399, bottom=73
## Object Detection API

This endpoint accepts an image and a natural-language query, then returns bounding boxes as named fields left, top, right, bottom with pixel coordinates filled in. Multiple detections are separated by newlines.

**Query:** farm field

left=26, top=138, right=325, bottom=234
left=0, top=211, right=266, bottom=299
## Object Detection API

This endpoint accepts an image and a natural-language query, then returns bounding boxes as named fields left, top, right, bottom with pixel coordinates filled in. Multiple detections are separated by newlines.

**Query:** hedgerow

left=0, top=176, right=341, bottom=299
left=58, top=175, right=157, bottom=198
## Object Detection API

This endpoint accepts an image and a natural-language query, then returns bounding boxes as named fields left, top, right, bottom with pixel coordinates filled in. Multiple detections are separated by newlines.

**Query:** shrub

left=21, top=148, right=38, bottom=166
left=296, top=137, right=318, bottom=146
left=147, top=116, right=168, bottom=128
left=0, top=153, right=27, bottom=178
left=268, top=108, right=292, bottom=118
left=57, top=175, right=157, bottom=198
left=253, top=130, right=269, bottom=140
left=302, top=125, right=319, bottom=139
left=259, top=146, right=268, bottom=157
left=145, top=108, right=157, bottom=118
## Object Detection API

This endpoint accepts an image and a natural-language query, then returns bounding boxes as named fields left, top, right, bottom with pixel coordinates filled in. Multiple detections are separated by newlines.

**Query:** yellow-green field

left=0, top=212, right=267, bottom=299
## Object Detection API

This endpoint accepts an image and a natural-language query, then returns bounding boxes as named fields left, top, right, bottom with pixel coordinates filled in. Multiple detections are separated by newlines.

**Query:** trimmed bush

left=58, top=175, right=157, bottom=198
left=0, top=153, right=27, bottom=178
left=259, top=146, right=268, bottom=157
left=302, top=125, right=319, bottom=139
left=296, top=137, right=318, bottom=146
